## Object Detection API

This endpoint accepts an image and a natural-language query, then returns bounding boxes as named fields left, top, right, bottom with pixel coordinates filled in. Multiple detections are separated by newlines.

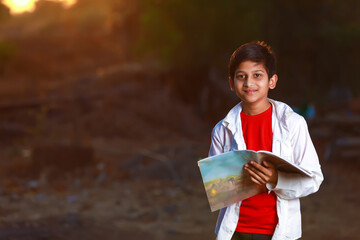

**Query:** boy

left=208, top=41, right=323, bottom=240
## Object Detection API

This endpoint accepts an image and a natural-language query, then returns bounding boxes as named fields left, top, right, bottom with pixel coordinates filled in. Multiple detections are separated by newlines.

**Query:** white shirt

left=209, top=99, right=324, bottom=240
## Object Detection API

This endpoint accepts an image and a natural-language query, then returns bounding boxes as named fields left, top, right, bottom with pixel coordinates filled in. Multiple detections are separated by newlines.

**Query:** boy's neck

left=241, top=101, right=271, bottom=115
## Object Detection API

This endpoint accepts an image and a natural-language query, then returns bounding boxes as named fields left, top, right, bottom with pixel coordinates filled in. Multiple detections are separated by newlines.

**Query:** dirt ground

left=0, top=139, right=359, bottom=240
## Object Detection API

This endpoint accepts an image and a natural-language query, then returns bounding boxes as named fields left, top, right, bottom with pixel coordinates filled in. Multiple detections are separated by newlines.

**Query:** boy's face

left=229, top=60, right=277, bottom=108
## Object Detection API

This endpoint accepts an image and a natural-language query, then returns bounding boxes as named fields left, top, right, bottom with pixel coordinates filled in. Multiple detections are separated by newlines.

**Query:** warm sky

left=2, top=0, right=76, bottom=14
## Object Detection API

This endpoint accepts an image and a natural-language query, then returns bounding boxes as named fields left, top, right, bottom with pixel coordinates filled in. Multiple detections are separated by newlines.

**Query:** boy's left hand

left=244, top=161, right=278, bottom=187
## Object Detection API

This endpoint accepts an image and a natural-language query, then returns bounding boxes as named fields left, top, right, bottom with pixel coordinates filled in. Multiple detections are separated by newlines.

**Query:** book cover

left=197, top=150, right=312, bottom=212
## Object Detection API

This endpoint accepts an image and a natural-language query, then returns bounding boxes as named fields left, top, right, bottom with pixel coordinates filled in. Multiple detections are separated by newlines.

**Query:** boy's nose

left=244, top=77, right=254, bottom=86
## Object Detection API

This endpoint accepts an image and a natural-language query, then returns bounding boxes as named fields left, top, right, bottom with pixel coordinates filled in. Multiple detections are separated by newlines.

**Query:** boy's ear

left=269, top=74, right=278, bottom=89
left=229, top=77, right=235, bottom=91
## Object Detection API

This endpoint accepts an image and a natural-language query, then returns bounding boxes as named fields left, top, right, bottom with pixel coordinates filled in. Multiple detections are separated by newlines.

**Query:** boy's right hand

left=244, top=161, right=278, bottom=187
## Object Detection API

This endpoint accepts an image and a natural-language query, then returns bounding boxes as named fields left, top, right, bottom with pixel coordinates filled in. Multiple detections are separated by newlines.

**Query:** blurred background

left=0, top=0, right=359, bottom=239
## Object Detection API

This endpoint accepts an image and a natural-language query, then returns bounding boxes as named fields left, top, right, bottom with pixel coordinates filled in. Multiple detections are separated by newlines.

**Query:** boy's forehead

left=235, top=61, right=266, bottom=72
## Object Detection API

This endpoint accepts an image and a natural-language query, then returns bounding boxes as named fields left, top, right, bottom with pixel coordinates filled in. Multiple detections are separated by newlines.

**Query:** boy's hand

left=244, top=161, right=278, bottom=187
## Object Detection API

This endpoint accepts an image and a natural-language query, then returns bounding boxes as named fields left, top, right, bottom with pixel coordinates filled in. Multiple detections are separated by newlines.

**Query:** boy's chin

left=240, top=97, right=269, bottom=105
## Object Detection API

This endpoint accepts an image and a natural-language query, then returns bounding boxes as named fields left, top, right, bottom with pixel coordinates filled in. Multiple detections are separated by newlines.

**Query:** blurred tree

left=0, top=2, right=10, bottom=22
left=0, top=3, right=15, bottom=74
left=135, top=0, right=269, bottom=69
left=133, top=0, right=272, bottom=119
left=266, top=0, right=360, bottom=104
left=2, top=0, right=353, bottom=108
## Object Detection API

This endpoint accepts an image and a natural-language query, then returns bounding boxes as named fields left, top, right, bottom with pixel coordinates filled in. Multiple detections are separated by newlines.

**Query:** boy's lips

left=244, top=89, right=257, bottom=94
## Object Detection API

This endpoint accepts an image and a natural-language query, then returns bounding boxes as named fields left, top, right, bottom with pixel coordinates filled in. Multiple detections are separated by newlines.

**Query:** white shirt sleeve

left=271, top=116, right=324, bottom=200
left=208, top=122, right=225, bottom=157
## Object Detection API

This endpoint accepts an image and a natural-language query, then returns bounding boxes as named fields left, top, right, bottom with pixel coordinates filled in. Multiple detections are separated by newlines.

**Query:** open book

left=197, top=150, right=313, bottom=212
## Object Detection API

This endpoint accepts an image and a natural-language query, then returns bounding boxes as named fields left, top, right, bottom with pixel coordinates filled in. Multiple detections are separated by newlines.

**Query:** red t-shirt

left=236, top=105, right=278, bottom=235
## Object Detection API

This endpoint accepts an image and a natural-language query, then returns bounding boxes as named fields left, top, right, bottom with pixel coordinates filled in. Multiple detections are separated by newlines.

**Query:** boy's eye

left=254, top=73, right=261, bottom=78
left=236, top=74, right=246, bottom=79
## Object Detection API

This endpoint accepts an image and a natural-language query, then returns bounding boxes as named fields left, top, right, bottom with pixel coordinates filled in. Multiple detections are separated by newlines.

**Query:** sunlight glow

left=2, top=0, right=77, bottom=15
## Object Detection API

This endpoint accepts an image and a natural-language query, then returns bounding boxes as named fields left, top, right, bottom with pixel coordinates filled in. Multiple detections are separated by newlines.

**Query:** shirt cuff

left=270, top=170, right=295, bottom=192
left=266, top=171, right=284, bottom=192
left=266, top=182, right=276, bottom=192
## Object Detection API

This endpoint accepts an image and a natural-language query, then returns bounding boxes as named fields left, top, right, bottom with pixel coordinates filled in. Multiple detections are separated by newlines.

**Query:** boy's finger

left=248, top=166, right=269, bottom=182
left=245, top=166, right=267, bottom=184
left=249, top=161, right=271, bottom=176
left=250, top=176, right=263, bottom=186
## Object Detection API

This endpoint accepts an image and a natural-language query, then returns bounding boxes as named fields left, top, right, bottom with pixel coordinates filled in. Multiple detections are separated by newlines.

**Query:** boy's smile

left=229, top=60, right=278, bottom=115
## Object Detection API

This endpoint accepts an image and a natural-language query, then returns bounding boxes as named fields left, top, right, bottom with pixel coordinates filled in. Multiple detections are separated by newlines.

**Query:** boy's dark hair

left=229, top=41, right=277, bottom=80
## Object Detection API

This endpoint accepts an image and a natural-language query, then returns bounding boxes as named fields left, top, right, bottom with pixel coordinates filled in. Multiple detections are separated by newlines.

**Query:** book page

left=257, top=151, right=313, bottom=177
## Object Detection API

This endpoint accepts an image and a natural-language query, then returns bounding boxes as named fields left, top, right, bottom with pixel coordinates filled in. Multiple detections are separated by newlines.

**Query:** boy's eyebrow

left=235, top=69, right=265, bottom=74
left=253, top=69, right=265, bottom=73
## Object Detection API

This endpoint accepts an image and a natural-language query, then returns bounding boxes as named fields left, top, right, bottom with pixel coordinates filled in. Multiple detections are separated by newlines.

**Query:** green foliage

left=269, top=0, right=360, bottom=101
left=133, top=0, right=360, bottom=100
left=135, top=0, right=268, bottom=68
